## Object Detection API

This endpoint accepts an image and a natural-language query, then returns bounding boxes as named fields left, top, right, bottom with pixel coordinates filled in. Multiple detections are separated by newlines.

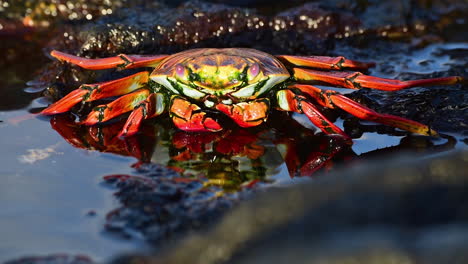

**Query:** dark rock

left=145, top=150, right=468, bottom=264
left=339, top=40, right=468, bottom=134
left=68, top=0, right=362, bottom=57
left=103, top=165, right=251, bottom=243
left=5, top=255, right=94, bottom=264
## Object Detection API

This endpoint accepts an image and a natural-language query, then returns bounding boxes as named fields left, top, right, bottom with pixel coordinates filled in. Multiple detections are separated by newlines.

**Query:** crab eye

left=175, top=64, right=185, bottom=78
left=249, top=63, right=260, bottom=78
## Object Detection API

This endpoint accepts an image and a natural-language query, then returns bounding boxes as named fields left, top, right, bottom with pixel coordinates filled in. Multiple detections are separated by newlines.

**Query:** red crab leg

left=294, top=68, right=463, bottom=91
left=290, top=84, right=438, bottom=136
left=118, top=93, right=166, bottom=138
left=277, top=55, right=375, bottom=70
left=215, top=99, right=270, bottom=128
left=81, top=89, right=151, bottom=125
left=51, top=50, right=168, bottom=70
left=276, top=89, right=351, bottom=141
left=170, top=96, right=222, bottom=132
left=41, top=71, right=149, bottom=115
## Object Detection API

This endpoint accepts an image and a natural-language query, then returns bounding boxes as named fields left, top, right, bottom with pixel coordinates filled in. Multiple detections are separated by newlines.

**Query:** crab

left=41, top=48, right=463, bottom=140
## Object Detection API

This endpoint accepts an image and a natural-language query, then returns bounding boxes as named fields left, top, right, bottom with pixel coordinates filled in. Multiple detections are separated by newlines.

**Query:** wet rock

left=346, top=83, right=467, bottom=135
left=321, top=0, right=468, bottom=40
left=336, top=40, right=468, bottom=134
left=140, top=150, right=468, bottom=264
left=0, top=0, right=134, bottom=27
left=67, top=0, right=362, bottom=57
left=103, top=164, right=250, bottom=243
left=5, top=255, right=94, bottom=264
left=38, top=0, right=467, bottom=57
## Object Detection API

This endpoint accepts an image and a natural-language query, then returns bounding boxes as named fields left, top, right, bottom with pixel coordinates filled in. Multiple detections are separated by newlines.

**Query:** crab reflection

left=49, top=113, right=455, bottom=190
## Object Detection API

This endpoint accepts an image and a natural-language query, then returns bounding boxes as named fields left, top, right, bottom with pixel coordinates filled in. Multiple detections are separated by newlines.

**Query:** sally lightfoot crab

left=41, top=48, right=463, bottom=140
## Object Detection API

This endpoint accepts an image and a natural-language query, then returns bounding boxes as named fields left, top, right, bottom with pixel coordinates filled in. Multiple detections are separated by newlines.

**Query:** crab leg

left=277, top=55, right=375, bottom=70
left=294, top=68, right=463, bottom=91
left=51, top=50, right=168, bottom=70
left=82, top=89, right=151, bottom=125
left=276, top=89, right=351, bottom=140
left=118, top=93, right=166, bottom=138
left=290, top=84, right=438, bottom=136
left=170, top=96, right=222, bottom=132
left=81, top=91, right=166, bottom=137
left=215, top=99, right=270, bottom=128
left=41, top=71, right=149, bottom=115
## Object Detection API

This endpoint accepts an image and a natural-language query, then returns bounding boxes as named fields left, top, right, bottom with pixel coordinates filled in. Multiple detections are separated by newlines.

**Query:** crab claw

left=215, top=99, right=269, bottom=128
left=170, top=96, right=222, bottom=132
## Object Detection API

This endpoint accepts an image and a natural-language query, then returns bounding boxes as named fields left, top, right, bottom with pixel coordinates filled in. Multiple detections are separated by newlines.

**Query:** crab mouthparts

left=203, top=94, right=233, bottom=107
left=194, top=80, right=240, bottom=90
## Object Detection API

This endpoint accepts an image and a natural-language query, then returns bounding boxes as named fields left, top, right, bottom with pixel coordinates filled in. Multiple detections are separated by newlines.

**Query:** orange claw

left=215, top=99, right=269, bottom=127
left=170, top=96, right=222, bottom=132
